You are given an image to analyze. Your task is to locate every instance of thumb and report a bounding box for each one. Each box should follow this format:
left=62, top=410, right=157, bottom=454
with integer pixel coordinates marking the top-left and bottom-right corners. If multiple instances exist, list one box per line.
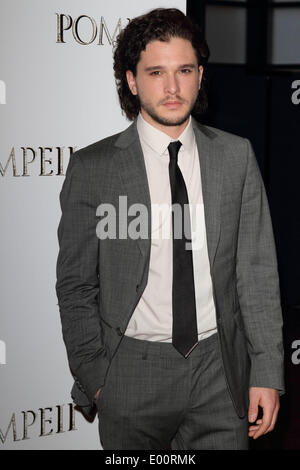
left=248, top=391, right=259, bottom=423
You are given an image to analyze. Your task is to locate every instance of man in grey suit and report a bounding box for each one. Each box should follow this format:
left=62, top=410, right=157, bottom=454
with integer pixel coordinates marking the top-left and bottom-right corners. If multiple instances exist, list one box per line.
left=56, top=8, right=284, bottom=450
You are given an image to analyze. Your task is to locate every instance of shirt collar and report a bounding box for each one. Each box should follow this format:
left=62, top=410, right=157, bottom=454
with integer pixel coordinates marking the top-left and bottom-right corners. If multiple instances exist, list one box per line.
left=137, top=112, right=195, bottom=156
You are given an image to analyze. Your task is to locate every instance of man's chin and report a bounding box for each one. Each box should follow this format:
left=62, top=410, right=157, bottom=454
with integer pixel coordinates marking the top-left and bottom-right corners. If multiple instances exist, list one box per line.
left=150, top=110, right=191, bottom=127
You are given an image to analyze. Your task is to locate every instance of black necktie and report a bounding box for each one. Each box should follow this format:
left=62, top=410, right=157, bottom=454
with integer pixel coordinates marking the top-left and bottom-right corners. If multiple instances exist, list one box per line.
left=168, top=141, right=198, bottom=358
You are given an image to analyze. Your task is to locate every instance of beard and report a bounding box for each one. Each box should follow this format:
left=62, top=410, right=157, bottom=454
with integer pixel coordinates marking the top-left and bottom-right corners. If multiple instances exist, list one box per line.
left=137, top=93, right=198, bottom=127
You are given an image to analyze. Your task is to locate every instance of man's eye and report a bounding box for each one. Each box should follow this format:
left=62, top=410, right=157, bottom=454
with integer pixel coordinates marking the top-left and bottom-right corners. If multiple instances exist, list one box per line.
left=150, top=71, right=161, bottom=76
left=181, top=68, right=192, bottom=74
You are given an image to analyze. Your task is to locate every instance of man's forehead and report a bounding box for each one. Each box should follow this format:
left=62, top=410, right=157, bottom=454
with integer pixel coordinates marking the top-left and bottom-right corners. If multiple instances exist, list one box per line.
left=138, top=38, right=197, bottom=64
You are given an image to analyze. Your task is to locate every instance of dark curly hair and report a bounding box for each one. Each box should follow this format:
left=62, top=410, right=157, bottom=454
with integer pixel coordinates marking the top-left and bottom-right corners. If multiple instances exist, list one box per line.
left=113, top=8, right=210, bottom=120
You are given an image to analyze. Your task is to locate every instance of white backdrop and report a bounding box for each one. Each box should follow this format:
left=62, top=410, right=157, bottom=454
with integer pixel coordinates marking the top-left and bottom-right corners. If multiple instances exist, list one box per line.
left=0, top=0, right=185, bottom=450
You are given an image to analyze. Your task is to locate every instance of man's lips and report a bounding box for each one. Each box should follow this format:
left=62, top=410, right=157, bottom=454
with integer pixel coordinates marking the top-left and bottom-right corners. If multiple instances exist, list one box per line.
left=163, top=101, right=183, bottom=108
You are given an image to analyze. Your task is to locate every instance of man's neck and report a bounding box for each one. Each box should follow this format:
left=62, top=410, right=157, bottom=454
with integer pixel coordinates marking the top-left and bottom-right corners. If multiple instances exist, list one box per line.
left=140, top=110, right=190, bottom=139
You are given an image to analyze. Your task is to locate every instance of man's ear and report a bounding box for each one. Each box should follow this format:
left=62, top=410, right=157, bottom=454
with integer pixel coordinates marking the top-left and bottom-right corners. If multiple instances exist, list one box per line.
left=126, top=70, right=138, bottom=95
left=198, top=65, right=203, bottom=90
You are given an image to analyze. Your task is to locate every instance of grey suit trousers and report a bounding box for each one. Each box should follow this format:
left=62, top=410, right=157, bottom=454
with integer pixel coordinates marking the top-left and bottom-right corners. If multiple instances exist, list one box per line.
left=96, top=332, right=249, bottom=450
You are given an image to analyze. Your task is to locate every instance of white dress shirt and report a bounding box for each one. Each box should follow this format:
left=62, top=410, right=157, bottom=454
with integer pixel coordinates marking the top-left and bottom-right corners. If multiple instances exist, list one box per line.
left=124, top=112, right=217, bottom=342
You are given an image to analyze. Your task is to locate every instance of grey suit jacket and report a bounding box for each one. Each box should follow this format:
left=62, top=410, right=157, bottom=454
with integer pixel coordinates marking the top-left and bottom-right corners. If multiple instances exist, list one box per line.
left=56, top=117, right=285, bottom=420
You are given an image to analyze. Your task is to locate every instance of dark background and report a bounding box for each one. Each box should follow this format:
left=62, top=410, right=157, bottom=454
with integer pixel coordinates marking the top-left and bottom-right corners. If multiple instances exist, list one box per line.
left=187, top=0, right=300, bottom=449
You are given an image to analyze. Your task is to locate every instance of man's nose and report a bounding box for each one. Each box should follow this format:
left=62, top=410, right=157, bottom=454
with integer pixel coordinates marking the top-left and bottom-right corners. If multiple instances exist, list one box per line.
left=164, top=73, right=179, bottom=95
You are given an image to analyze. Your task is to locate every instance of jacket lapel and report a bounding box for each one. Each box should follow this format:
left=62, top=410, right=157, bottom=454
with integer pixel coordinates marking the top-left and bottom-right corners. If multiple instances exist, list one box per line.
left=192, top=118, right=223, bottom=270
left=114, top=120, right=152, bottom=260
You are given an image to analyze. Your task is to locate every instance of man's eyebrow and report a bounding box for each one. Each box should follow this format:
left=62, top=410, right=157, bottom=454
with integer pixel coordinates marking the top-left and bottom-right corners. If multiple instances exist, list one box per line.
left=144, top=63, right=197, bottom=72
left=178, top=64, right=196, bottom=69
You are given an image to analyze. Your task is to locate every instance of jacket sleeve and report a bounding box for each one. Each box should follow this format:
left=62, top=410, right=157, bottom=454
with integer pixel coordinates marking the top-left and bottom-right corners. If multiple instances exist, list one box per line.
left=236, top=139, right=285, bottom=394
left=56, top=152, right=110, bottom=404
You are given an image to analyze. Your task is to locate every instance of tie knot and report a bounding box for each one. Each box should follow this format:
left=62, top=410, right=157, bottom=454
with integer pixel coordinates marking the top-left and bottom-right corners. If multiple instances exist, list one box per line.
left=168, top=141, right=182, bottom=163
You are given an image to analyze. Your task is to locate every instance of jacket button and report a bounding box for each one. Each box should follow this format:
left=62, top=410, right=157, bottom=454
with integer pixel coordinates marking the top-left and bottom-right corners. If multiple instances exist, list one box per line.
left=136, top=284, right=139, bottom=292
left=116, top=327, right=123, bottom=336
